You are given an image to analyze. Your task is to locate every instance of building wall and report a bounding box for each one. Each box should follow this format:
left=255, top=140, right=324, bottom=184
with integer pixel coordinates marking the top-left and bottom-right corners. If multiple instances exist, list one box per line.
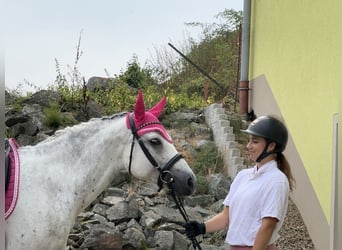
left=247, top=0, right=341, bottom=249
left=249, top=75, right=330, bottom=249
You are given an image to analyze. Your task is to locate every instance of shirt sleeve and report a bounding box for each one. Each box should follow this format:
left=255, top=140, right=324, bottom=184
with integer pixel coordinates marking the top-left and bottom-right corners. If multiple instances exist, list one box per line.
left=259, top=178, right=289, bottom=221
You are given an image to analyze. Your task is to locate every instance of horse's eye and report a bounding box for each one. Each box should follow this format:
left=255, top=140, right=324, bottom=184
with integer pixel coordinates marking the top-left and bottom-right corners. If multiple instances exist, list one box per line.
left=149, top=138, right=161, bottom=146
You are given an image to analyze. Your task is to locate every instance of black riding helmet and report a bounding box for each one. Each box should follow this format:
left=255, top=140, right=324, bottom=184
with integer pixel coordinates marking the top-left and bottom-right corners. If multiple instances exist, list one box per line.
left=241, top=115, right=288, bottom=162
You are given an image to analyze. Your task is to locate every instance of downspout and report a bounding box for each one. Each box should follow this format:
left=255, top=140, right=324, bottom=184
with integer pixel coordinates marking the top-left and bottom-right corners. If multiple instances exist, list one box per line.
left=239, top=0, right=251, bottom=117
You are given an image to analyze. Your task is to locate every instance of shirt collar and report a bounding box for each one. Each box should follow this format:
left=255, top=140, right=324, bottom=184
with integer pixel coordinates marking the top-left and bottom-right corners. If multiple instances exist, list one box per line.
left=251, top=160, right=277, bottom=177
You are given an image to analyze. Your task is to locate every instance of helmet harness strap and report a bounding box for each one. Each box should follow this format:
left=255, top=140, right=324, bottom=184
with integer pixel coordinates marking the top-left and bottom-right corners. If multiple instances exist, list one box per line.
left=256, top=140, right=283, bottom=163
left=256, top=139, right=274, bottom=163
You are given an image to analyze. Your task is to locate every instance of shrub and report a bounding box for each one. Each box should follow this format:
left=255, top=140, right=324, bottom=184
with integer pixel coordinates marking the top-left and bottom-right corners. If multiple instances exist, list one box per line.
left=44, top=103, right=62, bottom=128
left=194, top=174, right=209, bottom=195
left=191, top=142, right=224, bottom=176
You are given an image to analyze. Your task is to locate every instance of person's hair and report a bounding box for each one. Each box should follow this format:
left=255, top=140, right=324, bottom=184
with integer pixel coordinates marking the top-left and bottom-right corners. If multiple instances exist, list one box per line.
left=276, top=153, right=295, bottom=191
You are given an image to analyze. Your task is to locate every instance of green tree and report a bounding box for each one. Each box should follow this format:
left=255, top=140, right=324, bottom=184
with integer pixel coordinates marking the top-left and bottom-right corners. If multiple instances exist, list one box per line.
left=119, top=56, right=157, bottom=89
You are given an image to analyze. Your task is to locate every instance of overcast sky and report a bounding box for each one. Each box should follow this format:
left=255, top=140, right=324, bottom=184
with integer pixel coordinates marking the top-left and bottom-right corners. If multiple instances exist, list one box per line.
left=4, top=1, right=243, bottom=92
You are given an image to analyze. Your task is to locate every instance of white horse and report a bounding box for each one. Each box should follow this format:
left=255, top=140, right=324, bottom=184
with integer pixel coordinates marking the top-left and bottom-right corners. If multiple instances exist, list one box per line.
left=5, top=91, right=196, bottom=250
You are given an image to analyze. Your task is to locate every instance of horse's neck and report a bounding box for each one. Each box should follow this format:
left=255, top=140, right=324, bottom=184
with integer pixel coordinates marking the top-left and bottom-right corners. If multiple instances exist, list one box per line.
left=19, top=115, right=131, bottom=211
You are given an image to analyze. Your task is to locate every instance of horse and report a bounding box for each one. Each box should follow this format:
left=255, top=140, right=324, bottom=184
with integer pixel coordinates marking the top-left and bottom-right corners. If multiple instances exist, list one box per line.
left=5, top=91, right=197, bottom=250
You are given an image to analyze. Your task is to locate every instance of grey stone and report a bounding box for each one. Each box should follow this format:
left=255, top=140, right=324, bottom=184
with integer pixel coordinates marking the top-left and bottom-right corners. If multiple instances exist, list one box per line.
left=209, top=174, right=232, bottom=200
left=86, top=76, right=116, bottom=92
left=106, top=200, right=139, bottom=223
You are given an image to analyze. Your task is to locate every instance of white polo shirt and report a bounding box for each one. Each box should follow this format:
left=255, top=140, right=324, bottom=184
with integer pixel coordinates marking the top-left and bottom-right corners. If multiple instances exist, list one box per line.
left=223, top=160, right=289, bottom=246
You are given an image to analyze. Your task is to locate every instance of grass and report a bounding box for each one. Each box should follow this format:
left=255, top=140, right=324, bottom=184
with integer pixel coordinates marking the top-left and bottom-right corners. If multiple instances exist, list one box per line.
left=43, top=103, right=63, bottom=128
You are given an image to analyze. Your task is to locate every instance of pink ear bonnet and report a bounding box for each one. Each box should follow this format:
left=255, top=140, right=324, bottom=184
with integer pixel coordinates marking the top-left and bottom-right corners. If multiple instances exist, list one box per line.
left=126, top=91, right=173, bottom=143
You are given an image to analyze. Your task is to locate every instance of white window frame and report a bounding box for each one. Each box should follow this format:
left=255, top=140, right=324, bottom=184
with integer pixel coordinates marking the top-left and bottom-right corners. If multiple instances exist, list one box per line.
left=330, top=113, right=340, bottom=250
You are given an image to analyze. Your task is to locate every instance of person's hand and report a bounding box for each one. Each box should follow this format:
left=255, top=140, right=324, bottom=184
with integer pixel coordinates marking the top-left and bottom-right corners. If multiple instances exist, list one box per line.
left=183, top=220, right=206, bottom=239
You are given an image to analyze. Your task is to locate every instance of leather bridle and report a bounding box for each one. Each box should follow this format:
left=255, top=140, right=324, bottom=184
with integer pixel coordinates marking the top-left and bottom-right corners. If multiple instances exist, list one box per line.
left=127, top=113, right=202, bottom=249
left=128, top=113, right=183, bottom=191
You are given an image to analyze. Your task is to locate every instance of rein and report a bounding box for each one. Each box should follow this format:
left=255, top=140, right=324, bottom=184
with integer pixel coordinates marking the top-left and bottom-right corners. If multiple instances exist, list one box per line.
left=128, top=113, right=202, bottom=250
left=170, top=190, right=202, bottom=250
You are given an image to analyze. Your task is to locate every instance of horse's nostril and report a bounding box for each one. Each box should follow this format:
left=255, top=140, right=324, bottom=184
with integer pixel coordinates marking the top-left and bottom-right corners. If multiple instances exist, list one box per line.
left=187, top=176, right=195, bottom=190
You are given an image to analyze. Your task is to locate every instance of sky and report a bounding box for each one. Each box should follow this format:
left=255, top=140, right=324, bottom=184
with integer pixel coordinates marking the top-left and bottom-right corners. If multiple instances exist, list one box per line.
left=4, top=1, right=243, bottom=93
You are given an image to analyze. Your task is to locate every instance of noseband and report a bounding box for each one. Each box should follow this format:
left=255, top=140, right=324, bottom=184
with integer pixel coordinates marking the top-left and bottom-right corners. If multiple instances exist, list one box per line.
left=128, top=113, right=202, bottom=249
left=128, top=113, right=183, bottom=190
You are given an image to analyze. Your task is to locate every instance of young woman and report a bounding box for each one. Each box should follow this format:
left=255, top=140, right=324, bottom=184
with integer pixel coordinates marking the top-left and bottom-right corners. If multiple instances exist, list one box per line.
left=184, top=115, right=295, bottom=250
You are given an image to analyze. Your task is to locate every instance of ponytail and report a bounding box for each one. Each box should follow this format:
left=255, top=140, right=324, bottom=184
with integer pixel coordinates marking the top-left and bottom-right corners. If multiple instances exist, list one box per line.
left=276, top=153, right=295, bottom=192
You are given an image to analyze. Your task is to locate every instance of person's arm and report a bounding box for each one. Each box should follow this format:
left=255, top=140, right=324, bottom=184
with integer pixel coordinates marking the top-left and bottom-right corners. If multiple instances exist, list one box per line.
left=204, top=206, right=229, bottom=233
left=253, top=217, right=278, bottom=250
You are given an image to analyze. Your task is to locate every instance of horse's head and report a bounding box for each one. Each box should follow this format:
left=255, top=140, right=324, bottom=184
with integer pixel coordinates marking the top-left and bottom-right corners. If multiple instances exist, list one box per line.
left=126, top=91, right=196, bottom=196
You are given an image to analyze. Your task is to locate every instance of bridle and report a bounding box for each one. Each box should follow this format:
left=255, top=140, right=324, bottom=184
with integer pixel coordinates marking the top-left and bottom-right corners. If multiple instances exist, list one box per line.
left=127, top=113, right=202, bottom=250
left=128, top=113, right=183, bottom=191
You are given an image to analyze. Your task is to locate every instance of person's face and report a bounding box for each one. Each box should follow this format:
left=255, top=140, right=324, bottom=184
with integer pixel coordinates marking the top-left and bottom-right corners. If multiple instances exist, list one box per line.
left=246, top=135, right=267, bottom=162
left=247, top=135, right=276, bottom=163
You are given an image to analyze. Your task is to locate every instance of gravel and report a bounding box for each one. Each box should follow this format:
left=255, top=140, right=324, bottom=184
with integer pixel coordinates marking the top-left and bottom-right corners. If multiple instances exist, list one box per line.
left=276, top=197, right=316, bottom=250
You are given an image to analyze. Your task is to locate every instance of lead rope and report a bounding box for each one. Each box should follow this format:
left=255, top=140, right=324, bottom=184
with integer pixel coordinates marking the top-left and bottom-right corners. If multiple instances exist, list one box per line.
left=170, top=189, right=202, bottom=250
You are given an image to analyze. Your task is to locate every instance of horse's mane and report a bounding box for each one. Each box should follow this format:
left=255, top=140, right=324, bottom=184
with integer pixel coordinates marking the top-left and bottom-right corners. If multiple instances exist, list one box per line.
left=32, top=112, right=128, bottom=147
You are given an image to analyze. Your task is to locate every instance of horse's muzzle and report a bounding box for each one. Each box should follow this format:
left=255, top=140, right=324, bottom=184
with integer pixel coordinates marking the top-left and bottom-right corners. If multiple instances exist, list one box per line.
left=170, top=172, right=196, bottom=196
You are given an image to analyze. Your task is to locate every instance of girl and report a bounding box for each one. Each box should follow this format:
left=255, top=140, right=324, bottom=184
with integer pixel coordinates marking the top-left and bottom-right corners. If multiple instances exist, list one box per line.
left=184, top=115, right=295, bottom=250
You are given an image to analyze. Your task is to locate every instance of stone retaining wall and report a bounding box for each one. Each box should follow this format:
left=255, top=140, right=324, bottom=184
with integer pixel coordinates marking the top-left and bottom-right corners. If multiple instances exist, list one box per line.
left=204, top=103, right=245, bottom=178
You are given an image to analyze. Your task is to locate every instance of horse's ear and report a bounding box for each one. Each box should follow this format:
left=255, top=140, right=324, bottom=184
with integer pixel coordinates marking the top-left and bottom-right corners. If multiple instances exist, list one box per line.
left=149, top=96, right=166, bottom=118
left=134, top=91, right=146, bottom=122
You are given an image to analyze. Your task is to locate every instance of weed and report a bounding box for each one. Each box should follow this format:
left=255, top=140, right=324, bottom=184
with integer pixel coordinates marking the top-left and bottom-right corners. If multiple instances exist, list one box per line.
left=194, top=174, right=209, bottom=195
left=43, top=103, right=62, bottom=128
left=191, top=142, right=224, bottom=176
left=189, top=142, right=224, bottom=195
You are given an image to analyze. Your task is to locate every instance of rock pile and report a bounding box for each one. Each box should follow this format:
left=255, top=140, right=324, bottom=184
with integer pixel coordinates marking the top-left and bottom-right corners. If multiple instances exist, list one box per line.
left=66, top=174, right=231, bottom=250
left=5, top=90, right=102, bottom=146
